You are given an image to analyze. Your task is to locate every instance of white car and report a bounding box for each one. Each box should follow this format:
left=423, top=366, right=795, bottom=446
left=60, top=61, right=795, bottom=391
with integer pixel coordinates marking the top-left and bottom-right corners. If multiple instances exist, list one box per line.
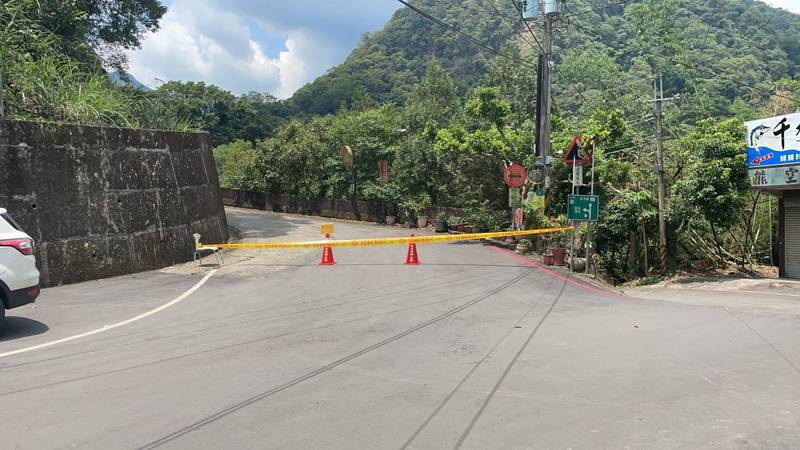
left=0, top=208, right=40, bottom=319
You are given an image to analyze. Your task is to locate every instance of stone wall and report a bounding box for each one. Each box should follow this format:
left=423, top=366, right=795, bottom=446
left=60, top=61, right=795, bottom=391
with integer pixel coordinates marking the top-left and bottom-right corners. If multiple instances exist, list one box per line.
left=0, top=119, right=228, bottom=287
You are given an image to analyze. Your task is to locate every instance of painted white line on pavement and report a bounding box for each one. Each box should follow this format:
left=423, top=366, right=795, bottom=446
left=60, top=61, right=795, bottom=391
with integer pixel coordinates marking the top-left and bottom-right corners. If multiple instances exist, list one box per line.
left=0, top=269, right=218, bottom=359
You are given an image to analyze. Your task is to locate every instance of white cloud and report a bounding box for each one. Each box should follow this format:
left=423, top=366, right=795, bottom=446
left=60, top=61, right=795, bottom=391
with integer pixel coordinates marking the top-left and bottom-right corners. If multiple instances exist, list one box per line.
left=127, top=0, right=399, bottom=98
left=762, top=0, right=800, bottom=14
left=127, top=0, right=285, bottom=96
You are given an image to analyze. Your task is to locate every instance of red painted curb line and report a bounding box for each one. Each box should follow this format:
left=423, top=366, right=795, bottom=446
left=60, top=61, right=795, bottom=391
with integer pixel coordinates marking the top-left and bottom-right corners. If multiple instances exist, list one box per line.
left=489, top=247, right=624, bottom=297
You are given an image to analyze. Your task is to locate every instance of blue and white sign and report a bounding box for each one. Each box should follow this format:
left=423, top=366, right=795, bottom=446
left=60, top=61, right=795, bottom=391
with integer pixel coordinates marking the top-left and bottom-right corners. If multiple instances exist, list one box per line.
left=746, top=112, right=800, bottom=168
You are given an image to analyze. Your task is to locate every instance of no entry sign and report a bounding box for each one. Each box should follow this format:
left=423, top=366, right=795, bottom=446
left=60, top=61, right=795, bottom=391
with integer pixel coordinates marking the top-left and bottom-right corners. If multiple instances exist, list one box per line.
left=503, top=163, right=527, bottom=188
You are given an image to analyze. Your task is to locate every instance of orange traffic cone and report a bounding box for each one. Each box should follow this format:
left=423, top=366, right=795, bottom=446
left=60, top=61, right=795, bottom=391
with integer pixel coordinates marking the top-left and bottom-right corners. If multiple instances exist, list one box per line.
left=405, top=234, right=420, bottom=265
left=320, top=233, right=336, bottom=265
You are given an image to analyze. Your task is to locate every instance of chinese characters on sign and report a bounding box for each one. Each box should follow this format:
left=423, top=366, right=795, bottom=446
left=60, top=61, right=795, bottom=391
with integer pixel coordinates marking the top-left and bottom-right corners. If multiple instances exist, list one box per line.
left=749, top=166, right=800, bottom=188
left=567, top=195, right=599, bottom=221
left=746, top=113, right=800, bottom=168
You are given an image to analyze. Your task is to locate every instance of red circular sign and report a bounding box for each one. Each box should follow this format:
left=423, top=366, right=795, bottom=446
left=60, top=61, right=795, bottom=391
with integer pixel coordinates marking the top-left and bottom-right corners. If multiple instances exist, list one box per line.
left=503, top=164, right=528, bottom=188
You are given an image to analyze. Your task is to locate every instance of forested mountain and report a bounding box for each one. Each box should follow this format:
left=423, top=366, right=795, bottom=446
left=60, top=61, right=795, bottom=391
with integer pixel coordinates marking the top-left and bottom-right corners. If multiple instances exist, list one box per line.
left=289, top=0, right=800, bottom=121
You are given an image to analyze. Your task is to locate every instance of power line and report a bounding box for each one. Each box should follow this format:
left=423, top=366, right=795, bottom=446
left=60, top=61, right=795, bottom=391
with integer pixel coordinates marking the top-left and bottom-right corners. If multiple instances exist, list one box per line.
left=560, top=0, right=638, bottom=19
left=699, top=0, right=719, bottom=51
left=672, top=58, right=800, bottom=106
left=509, top=0, right=602, bottom=113
left=395, top=0, right=540, bottom=70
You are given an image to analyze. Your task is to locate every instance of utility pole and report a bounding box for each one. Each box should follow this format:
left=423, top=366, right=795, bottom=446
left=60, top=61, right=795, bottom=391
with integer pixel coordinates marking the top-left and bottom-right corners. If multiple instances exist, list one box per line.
left=524, top=0, right=559, bottom=164
left=651, top=75, right=677, bottom=274
left=538, top=13, right=554, bottom=161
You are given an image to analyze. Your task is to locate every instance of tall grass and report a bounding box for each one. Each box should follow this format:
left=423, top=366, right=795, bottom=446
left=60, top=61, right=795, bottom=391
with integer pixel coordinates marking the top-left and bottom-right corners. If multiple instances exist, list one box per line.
left=0, top=0, right=190, bottom=130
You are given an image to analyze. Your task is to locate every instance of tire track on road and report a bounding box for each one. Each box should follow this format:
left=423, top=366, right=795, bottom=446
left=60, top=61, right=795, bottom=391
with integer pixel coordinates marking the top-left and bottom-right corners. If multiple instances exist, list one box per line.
left=137, top=269, right=535, bottom=450
left=400, top=276, right=557, bottom=449
left=454, top=275, right=570, bottom=448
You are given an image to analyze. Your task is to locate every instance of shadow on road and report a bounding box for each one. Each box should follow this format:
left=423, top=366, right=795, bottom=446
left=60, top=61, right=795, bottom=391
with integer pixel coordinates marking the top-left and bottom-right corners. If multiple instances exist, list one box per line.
left=226, top=208, right=315, bottom=240
left=0, top=317, right=50, bottom=342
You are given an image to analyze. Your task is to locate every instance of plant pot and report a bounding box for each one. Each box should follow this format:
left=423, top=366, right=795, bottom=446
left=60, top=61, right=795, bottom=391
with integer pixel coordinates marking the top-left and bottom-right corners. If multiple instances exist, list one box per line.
left=515, top=243, right=531, bottom=254
left=385, top=216, right=396, bottom=226
left=533, top=237, right=545, bottom=254
left=568, top=257, right=586, bottom=272
left=543, top=254, right=554, bottom=266
left=551, top=248, right=566, bottom=266
left=435, top=220, right=448, bottom=233
left=417, top=215, right=428, bottom=228
left=456, top=224, right=466, bottom=232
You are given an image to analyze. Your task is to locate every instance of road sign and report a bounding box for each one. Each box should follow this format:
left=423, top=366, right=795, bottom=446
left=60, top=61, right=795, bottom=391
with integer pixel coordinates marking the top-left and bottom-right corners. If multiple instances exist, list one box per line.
left=528, top=161, right=547, bottom=184
left=568, top=195, right=599, bottom=221
left=514, top=208, right=524, bottom=228
left=750, top=165, right=800, bottom=188
left=378, top=160, right=388, bottom=186
left=321, top=223, right=334, bottom=235
left=503, top=163, right=527, bottom=188
left=747, top=113, right=800, bottom=168
left=563, top=134, right=592, bottom=165
left=339, top=145, right=353, bottom=170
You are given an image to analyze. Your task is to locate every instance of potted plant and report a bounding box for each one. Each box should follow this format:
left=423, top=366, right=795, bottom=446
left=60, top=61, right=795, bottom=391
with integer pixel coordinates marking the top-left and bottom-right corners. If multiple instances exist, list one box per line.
left=400, top=198, right=417, bottom=228
left=418, top=194, right=432, bottom=228
left=435, top=211, right=448, bottom=233
left=548, top=216, right=570, bottom=266
left=365, top=183, right=401, bottom=226
left=516, top=239, right=532, bottom=254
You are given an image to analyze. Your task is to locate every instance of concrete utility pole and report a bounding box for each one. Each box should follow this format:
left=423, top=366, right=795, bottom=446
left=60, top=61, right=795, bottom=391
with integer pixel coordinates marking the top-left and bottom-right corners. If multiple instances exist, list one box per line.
left=538, top=13, right=554, bottom=161
left=651, top=74, right=677, bottom=273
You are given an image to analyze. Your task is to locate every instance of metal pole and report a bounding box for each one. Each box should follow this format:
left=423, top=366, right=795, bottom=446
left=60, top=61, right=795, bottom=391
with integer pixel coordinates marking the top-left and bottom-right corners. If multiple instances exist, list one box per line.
left=769, top=196, right=774, bottom=266
left=0, top=51, right=5, bottom=120
left=570, top=162, right=577, bottom=274
left=654, top=74, right=668, bottom=273
left=586, top=140, right=596, bottom=275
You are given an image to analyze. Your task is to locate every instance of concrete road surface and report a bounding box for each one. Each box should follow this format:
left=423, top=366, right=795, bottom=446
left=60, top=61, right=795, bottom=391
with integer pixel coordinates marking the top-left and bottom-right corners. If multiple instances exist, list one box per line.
left=1, top=207, right=799, bottom=449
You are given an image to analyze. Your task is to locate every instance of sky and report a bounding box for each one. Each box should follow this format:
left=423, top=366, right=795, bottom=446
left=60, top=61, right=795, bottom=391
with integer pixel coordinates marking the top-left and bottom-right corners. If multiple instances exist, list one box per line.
left=126, top=0, right=800, bottom=99
left=126, top=0, right=400, bottom=98
left=764, top=0, right=800, bottom=14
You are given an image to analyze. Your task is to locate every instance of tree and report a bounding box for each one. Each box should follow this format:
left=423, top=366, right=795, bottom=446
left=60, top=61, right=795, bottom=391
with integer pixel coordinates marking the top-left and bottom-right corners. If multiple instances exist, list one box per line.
left=141, top=81, right=257, bottom=146
left=215, top=140, right=265, bottom=191
left=672, top=119, right=750, bottom=265
left=32, top=0, right=167, bottom=68
left=403, top=60, right=461, bottom=132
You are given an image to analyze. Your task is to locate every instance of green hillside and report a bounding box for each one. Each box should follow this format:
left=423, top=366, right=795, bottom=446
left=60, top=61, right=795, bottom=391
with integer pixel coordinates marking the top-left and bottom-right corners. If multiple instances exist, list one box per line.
left=289, top=0, right=800, bottom=120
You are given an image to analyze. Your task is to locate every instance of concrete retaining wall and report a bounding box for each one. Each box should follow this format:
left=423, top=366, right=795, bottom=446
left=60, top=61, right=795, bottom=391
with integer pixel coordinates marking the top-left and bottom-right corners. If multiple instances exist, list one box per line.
left=0, top=119, right=229, bottom=287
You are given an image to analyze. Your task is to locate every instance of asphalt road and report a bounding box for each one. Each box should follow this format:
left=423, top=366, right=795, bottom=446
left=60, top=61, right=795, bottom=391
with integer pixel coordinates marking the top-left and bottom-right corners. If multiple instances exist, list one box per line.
left=1, top=207, right=799, bottom=449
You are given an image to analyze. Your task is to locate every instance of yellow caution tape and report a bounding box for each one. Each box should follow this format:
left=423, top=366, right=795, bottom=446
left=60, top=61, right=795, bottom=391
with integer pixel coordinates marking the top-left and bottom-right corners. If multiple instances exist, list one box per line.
left=199, top=227, right=573, bottom=250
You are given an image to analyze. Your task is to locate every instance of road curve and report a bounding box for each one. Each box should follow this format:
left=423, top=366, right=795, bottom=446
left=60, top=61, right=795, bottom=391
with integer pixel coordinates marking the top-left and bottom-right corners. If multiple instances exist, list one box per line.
left=0, top=207, right=798, bottom=449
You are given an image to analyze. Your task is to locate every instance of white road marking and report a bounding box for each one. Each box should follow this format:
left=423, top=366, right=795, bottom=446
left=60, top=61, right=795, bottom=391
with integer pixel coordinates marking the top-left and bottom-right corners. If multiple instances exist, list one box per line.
left=0, top=269, right=218, bottom=359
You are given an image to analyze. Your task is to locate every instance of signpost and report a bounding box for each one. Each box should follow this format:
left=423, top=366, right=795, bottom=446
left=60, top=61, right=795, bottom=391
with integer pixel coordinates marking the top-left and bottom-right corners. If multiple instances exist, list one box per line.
left=568, top=195, right=599, bottom=221
left=508, top=187, right=522, bottom=207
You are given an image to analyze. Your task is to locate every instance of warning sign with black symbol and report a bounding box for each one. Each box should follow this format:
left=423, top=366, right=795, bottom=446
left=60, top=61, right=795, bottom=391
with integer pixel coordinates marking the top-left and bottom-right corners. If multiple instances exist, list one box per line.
left=563, top=134, right=592, bottom=165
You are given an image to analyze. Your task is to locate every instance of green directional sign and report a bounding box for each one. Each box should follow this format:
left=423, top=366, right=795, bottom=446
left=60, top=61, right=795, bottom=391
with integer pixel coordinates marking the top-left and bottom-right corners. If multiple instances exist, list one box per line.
left=568, top=195, right=599, bottom=221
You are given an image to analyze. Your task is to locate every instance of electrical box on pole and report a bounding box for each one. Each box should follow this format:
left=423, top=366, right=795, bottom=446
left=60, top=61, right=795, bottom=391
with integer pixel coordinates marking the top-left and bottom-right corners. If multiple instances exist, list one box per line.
left=520, top=0, right=540, bottom=20
left=543, top=0, right=564, bottom=15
